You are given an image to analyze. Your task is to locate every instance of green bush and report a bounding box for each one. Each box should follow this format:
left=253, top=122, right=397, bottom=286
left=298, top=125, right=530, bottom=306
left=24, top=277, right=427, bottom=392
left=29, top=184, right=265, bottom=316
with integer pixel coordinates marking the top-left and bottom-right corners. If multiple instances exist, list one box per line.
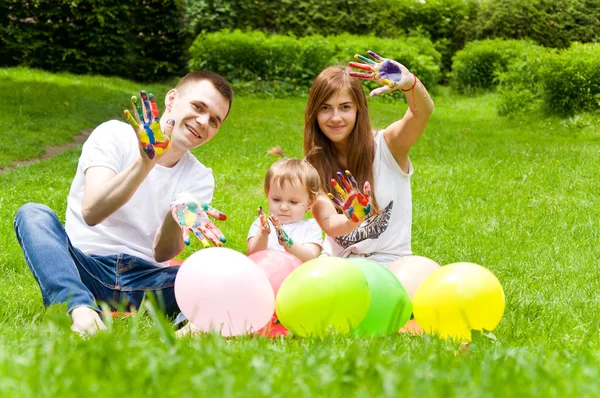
left=394, top=0, right=478, bottom=82
left=481, top=41, right=599, bottom=117
left=187, top=30, right=335, bottom=89
left=2, top=0, right=187, bottom=82
left=496, top=45, right=551, bottom=116
left=541, top=43, right=600, bottom=116
left=183, top=0, right=476, bottom=81
left=450, top=39, right=539, bottom=95
left=471, top=0, right=600, bottom=49
left=188, top=30, right=441, bottom=95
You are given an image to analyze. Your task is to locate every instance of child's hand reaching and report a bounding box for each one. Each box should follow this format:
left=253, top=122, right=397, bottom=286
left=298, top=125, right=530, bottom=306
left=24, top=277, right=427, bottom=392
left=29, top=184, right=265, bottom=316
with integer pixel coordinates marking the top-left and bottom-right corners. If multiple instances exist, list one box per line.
left=257, top=206, right=271, bottom=234
left=348, top=50, right=416, bottom=97
left=269, top=216, right=294, bottom=248
left=256, top=206, right=293, bottom=248
left=124, top=90, right=172, bottom=160
left=171, top=201, right=228, bottom=248
left=328, top=170, right=371, bottom=223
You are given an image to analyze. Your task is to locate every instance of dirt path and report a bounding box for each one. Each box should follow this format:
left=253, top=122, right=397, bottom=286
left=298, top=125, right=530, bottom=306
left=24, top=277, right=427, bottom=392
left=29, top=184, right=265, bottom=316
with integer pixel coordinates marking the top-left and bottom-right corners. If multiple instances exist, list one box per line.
left=0, top=130, right=92, bottom=175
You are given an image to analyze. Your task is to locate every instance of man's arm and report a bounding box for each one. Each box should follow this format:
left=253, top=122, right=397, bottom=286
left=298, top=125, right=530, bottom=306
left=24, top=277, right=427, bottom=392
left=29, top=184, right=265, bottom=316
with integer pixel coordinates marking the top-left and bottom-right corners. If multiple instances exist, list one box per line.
left=81, top=158, right=155, bottom=226
left=82, top=97, right=175, bottom=226
left=153, top=208, right=185, bottom=263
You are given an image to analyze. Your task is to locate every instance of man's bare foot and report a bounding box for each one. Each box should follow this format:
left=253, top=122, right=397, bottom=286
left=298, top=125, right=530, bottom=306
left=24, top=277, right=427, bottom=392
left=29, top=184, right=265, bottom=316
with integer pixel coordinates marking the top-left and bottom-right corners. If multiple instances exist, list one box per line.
left=175, top=321, right=201, bottom=337
left=70, top=306, right=107, bottom=336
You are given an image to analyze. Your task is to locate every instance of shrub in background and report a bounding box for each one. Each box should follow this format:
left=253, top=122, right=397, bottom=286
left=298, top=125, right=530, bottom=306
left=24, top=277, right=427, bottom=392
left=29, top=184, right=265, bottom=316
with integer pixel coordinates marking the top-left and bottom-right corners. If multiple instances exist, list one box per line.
left=2, top=0, right=187, bottom=82
left=495, top=44, right=551, bottom=116
left=394, top=0, right=478, bottom=82
left=541, top=43, right=600, bottom=116
left=188, top=30, right=441, bottom=95
left=470, top=0, right=600, bottom=49
left=457, top=39, right=599, bottom=117
left=450, top=39, right=539, bottom=95
left=183, top=0, right=477, bottom=81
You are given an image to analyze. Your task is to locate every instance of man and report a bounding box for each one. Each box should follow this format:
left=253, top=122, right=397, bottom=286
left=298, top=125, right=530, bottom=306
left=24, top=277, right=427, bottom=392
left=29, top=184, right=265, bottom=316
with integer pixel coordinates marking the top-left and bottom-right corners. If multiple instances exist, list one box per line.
left=14, top=71, right=233, bottom=335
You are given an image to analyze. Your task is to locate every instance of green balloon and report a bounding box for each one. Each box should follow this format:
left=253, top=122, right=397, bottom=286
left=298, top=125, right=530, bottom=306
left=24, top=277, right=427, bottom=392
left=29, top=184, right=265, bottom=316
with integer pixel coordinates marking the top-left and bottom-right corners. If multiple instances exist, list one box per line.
left=276, top=257, right=371, bottom=337
left=348, top=258, right=412, bottom=337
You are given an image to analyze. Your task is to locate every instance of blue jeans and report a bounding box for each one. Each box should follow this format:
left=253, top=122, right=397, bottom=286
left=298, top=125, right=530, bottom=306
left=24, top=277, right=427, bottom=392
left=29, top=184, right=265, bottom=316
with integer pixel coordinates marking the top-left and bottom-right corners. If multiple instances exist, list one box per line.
left=14, top=203, right=180, bottom=316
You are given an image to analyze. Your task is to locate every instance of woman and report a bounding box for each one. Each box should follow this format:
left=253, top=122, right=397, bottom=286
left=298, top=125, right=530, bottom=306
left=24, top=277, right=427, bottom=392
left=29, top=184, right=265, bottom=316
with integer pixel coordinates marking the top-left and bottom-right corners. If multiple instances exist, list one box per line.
left=304, top=51, right=434, bottom=266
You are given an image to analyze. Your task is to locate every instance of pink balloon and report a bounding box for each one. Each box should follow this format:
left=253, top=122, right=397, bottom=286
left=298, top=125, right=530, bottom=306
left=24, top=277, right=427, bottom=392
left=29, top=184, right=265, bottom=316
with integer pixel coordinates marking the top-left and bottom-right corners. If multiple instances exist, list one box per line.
left=175, top=247, right=275, bottom=337
left=248, top=250, right=302, bottom=296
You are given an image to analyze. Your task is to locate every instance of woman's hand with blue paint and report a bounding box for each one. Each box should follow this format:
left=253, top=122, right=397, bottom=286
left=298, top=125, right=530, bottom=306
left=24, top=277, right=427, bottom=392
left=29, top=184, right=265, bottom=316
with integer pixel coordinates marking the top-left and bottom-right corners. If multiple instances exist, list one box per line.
left=171, top=201, right=228, bottom=248
left=349, top=51, right=415, bottom=97
left=124, top=90, right=172, bottom=160
left=328, top=170, right=371, bottom=223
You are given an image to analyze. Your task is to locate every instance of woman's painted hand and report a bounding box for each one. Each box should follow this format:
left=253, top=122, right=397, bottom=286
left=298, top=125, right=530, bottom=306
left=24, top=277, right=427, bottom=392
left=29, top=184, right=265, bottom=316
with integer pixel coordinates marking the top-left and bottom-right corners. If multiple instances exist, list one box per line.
left=328, top=170, right=371, bottom=223
left=349, top=50, right=415, bottom=97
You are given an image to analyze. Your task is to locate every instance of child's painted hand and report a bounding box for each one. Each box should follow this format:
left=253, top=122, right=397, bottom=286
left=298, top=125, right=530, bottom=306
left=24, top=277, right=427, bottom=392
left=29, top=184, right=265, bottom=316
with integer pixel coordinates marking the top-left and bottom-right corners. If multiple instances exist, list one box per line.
left=349, top=50, right=415, bottom=97
left=171, top=201, right=228, bottom=248
left=269, top=216, right=294, bottom=249
left=328, top=170, right=371, bottom=223
left=257, top=206, right=271, bottom=234
left=124, top=90, right=172, bottom=160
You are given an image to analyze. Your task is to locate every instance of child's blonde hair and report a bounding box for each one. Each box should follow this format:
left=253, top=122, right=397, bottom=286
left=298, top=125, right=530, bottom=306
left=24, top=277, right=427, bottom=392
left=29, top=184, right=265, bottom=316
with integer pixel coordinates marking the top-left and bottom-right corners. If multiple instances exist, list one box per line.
left=264, top=146, right=321, bottom=201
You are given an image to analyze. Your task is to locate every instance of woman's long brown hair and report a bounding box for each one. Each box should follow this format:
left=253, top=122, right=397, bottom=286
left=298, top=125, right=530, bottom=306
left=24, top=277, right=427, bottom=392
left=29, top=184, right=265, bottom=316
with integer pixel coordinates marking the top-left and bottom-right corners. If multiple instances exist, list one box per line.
left=303, top=65, right=379, bottom=212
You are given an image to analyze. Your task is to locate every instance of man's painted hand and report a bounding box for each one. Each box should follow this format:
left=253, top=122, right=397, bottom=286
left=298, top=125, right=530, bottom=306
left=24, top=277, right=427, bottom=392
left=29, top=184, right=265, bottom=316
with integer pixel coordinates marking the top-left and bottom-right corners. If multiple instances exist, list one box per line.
left=124, top=90, right=172, bottom=160
left=171, top=201, right=227, bottom=248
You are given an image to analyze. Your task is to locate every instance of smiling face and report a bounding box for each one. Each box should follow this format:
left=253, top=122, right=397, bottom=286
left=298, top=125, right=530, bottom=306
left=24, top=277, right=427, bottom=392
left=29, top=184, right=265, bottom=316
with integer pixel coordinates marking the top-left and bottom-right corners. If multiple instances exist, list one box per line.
left=164, top=79, right=230, bottom=152
left=316, top=88, right=358, bottom=151
left=267, top=181, right=312, bottom=225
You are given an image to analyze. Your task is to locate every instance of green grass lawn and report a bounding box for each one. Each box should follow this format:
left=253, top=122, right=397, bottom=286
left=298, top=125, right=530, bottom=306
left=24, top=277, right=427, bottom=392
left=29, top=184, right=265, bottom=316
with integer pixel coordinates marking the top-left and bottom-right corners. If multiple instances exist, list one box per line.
left=1, top=67, right=599, bottom=397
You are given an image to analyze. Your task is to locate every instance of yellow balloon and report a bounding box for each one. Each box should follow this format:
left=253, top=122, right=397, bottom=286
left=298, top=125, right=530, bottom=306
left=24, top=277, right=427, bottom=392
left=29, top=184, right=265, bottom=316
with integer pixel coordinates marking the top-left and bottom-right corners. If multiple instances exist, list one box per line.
left=412, top=262, right=505, bottom=341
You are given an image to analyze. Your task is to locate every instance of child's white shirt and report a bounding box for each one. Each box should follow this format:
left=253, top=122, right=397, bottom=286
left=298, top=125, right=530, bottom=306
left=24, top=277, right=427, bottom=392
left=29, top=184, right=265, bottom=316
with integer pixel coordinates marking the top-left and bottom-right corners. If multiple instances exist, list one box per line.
left=247, top=218, right=323, bottom=252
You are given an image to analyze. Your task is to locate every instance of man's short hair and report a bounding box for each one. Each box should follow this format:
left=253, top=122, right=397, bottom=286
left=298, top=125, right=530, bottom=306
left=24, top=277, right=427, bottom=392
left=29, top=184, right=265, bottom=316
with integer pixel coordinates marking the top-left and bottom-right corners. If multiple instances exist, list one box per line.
left=176, top=71, right=234, bottom=117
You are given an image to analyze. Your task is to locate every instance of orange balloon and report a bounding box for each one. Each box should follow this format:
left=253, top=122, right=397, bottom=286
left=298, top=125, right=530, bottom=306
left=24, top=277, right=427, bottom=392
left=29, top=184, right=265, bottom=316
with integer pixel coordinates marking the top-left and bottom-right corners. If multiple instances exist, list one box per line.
left=388, top=255, right=441, bottom=299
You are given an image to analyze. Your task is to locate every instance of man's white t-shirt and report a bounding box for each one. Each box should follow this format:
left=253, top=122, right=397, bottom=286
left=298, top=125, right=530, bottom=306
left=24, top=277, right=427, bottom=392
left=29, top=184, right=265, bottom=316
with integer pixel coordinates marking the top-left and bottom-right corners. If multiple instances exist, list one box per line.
left=65, top=120, right=214, bottom=265
left=322, top=131, right=413, bottom=266
left=247, top=218, right=323, bottom=252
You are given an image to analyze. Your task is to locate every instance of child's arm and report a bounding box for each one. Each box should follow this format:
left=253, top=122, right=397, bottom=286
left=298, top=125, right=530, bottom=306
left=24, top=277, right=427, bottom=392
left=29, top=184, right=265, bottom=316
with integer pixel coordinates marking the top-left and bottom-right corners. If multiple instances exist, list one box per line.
left=285, top=243, right=321, bottom=263
left=247, top=208, right=271, bottom=255
left=269, top=217, right=321, bottom=263
left=284, top=219, right=323, bottom=262
left=246, top=232, right=269, bottom=255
